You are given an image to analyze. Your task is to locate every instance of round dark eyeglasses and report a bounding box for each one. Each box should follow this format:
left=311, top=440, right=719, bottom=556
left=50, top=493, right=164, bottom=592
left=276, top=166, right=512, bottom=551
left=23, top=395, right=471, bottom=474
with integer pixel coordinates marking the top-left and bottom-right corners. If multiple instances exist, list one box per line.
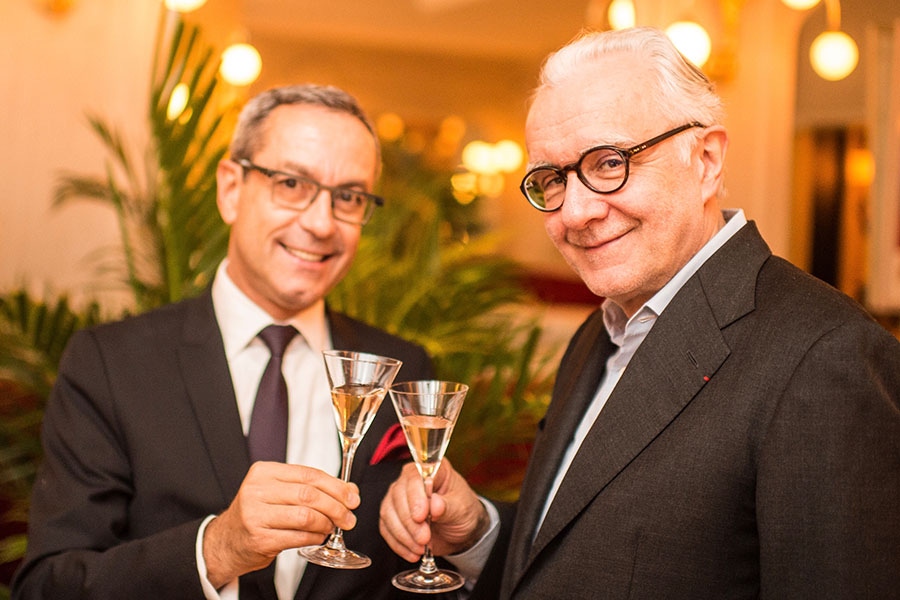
left=519, top=122, right=706, bottom=212
left=237, top=159, right=384, bottom=225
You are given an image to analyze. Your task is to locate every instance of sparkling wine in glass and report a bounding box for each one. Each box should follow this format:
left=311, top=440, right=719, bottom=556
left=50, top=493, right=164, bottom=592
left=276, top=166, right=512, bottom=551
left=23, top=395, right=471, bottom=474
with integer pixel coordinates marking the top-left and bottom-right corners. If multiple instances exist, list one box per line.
left=388, top=380, right=468, bottom=593
left=299, top=350, right=402, bottom=569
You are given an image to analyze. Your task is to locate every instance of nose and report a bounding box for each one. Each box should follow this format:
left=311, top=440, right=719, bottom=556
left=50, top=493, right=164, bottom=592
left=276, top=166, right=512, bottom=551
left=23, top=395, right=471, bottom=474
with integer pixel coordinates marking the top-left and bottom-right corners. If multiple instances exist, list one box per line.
left=296, top=189, right=338, bottom=237
left=558, top=171, right=609, bottom=228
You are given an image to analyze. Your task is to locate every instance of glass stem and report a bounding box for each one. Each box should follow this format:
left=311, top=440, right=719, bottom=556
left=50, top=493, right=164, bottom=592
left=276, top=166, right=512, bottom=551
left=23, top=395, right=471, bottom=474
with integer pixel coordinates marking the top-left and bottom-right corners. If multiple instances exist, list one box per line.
left=418, top=515, right=439, bottom=575
left=418, top=475, right=438, bottom=574
left=327, top=440, right=357, bottom=548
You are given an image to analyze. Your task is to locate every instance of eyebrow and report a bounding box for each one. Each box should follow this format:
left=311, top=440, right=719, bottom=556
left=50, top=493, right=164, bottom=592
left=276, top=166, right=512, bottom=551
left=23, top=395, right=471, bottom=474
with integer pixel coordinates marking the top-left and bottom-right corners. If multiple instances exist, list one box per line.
left=525, top=132, right=635, bottom=171
left=277, top=161, right=370, bottom=190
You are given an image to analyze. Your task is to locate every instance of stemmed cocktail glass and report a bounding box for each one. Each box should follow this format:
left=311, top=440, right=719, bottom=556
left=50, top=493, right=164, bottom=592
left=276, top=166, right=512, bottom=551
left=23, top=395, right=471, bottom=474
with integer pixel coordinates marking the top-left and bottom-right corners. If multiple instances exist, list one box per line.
left=388, top=380, right=468, bottom=593
left=299, top=350, right=402, bottom=569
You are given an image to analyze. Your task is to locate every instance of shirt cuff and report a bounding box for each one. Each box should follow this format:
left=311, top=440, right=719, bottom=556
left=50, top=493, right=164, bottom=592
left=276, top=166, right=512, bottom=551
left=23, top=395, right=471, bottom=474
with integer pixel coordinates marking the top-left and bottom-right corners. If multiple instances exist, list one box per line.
left=445, top=497, right=500, bottom=584
left=196, top=515, right=239, bottom=600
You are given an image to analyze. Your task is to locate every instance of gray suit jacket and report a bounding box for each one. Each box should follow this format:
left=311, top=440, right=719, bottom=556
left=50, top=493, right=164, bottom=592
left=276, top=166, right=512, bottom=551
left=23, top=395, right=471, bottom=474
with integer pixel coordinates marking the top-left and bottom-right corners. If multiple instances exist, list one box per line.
left=13, top=291, right=435, bottom=600
left=476, top=222, right=900, bottom=599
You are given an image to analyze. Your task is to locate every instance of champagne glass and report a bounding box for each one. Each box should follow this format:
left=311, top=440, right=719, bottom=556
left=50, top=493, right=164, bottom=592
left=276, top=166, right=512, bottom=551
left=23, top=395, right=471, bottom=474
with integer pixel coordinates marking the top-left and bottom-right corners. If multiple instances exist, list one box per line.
left=299, top=350, right=402, bottom=569
left=388, top=380, right=468, bottom=593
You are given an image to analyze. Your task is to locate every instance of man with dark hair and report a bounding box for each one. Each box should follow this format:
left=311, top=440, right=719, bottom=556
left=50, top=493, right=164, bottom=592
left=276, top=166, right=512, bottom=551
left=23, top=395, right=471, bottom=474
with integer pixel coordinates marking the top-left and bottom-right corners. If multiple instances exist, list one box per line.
left=14, top=84, right=433, bottom=600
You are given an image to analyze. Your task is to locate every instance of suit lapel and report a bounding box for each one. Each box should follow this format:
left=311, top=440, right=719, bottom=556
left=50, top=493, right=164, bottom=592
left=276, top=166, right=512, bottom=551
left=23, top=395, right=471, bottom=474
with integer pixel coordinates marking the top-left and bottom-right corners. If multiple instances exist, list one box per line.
left=529, top=277, right=730, bottom=561
left=179, top=292, right=250, bottom=506
left=503, top=310, right=612, bottom=591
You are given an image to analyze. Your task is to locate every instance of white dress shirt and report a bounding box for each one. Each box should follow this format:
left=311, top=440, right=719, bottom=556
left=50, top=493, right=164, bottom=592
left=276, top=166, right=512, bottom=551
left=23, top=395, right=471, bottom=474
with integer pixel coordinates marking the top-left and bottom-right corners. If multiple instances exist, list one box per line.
left=196, top=260, right=341, bottom=600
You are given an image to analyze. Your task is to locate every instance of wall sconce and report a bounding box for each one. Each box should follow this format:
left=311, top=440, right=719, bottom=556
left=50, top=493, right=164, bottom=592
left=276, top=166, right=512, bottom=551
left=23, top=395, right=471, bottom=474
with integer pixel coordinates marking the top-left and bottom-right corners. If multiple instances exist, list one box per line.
left=34, top=0, right=76, bottom=15
left=220, top=43, right=262, bottom=87
left=781, top=0, right=858, bottom=81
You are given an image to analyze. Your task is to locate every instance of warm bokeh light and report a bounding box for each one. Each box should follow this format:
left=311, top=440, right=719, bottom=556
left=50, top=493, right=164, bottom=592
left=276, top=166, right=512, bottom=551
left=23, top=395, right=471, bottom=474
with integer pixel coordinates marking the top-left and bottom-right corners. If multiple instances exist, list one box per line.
left=461, top=139, right=524, bottom=175
left=492, top=140, right=524, bottom=173
left=166, top=82, right=190, bottom=121
left=461, top=141, right=495, bottom=174
left=220, top=43, right=262, bottom=86
left=666, top=21, right=712, bottom=68
left=810, top=30, right=858, bottom=81
left=845, top=148, right=875, bottom=187
left=780, top=0, right=821, bottom=9
left=607, top=0, right=636, bottom=30
left=376, top=112, right=405, bottom=141
left=164, top=0, right=207, bottom=12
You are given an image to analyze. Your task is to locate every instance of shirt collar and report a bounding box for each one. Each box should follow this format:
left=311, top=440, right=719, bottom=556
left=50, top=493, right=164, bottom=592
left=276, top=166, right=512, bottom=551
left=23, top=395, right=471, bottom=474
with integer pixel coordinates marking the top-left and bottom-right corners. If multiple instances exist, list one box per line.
left=603, top=208, right=747, bottom=341
left=211, top=260, right=331, bottom=358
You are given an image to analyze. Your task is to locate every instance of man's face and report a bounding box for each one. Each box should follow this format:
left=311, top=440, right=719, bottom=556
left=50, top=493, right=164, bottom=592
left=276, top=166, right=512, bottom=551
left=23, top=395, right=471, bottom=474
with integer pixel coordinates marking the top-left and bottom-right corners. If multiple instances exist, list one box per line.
left=217, top=103, right=378, bottom=320
left=525, top=52, right=723, bottom=317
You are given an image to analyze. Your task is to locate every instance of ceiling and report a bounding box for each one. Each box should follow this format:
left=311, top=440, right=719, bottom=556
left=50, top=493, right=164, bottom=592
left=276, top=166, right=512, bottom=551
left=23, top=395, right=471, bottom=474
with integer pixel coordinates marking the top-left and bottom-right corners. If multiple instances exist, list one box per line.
left=239, top=0, right=599, bottom=60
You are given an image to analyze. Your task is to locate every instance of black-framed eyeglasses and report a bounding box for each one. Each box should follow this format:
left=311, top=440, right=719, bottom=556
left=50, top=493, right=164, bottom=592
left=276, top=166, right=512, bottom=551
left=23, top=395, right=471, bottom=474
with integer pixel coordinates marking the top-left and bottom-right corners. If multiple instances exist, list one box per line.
left=519, top=122, right=706, bottom=212
left=236, top=159, right=384, bottom=225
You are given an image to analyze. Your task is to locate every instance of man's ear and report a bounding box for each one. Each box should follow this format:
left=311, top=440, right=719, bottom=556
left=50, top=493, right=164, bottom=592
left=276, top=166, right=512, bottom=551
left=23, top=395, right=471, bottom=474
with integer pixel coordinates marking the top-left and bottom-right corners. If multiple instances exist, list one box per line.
left=698, top=126, right=728, bottom=200
left=216, top=159, right=242, bottom=225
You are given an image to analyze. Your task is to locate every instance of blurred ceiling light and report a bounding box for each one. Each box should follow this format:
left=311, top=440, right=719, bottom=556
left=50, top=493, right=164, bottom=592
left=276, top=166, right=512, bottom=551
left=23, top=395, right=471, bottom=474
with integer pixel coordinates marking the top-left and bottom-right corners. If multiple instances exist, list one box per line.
left=811, top=0, right=857, bottom=81
left=780, top=0, right=820, bottom=9
left=810, top=30, right=858, bottom=81
left=461, top=141, right=496, bottom=174
left=461, top=140, right=523, bottom=175
left=492, top=140, right=525, bottom=173
left=220, top=43, right=262, bottom=86
left=376, top=113, right=405, bottom=141
left=166, top=82, right=190, bottom=121
left=666, top=21, right=712, bottom=69
left=164, top=0, right=207, bottom=12
left=457, top=138, right=524, bottom=200
left=607, top=0, right=636, bottom=30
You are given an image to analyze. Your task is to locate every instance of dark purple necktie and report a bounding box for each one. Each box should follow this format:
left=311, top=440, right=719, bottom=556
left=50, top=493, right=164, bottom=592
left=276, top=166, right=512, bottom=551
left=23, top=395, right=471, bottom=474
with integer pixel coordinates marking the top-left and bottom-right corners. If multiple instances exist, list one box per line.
left=247, top=324, right=298, bottom=463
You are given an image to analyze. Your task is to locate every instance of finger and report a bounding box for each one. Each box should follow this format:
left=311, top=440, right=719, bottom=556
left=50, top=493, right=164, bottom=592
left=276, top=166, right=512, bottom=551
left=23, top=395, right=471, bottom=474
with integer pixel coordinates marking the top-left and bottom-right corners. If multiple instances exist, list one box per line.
left=261, top=462, right=361, bottom=509
left=379, top=500, right=426, bottom=561
left=243, top=464, right=359, bottom=532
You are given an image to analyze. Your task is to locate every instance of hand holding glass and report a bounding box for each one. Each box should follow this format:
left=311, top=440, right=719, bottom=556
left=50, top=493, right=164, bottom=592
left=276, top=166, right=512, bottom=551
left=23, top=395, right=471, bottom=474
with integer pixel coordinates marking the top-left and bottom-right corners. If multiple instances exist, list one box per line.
left=299, top=350, right=402, bottom=569
left=388, top=380, right=468, bottom=593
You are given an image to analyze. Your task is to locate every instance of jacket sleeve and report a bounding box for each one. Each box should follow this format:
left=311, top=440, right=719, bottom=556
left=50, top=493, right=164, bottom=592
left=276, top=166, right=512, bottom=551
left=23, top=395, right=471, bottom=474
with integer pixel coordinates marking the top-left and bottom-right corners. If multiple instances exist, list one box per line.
left=756, top=319, right=900, bottom=598
left=11, top=329, right=206, bottom=600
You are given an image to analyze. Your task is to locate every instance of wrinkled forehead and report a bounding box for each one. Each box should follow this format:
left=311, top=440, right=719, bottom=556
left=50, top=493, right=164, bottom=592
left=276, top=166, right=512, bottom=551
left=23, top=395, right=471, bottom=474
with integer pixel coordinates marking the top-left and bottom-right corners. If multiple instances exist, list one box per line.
left=528, top=53, right=657, bottom=129
left=525, top=55, right=660, bottom=159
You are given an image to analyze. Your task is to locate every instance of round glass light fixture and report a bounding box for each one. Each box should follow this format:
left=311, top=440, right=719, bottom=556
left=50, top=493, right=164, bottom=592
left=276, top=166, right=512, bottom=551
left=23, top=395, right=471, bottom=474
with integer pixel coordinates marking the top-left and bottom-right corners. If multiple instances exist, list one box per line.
left=164, top=0, right=207, bottom=12
left=220, top=43, right=262, bottom=86
left=810, top=30, right=858, bottom=81
left=780, top=0, right=821, bottom=9
left=665, top=21, right=712, bottom=68
left=607, top=0, right=636, bottom=30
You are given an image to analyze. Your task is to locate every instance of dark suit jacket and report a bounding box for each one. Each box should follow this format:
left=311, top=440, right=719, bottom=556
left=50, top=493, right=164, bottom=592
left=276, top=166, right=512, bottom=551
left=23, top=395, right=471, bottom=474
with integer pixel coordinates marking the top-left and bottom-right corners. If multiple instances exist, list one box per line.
left=473, top=222, right=900, bottom=599
left=12, top=291, right=436, bottom=600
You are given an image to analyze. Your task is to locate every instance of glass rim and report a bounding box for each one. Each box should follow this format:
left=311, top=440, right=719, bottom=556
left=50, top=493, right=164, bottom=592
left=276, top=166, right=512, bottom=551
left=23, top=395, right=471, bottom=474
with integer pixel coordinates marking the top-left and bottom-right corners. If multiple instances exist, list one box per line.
left=389, top=379, right=469, bottom=395
left=323, top=349, right=403, bottom=367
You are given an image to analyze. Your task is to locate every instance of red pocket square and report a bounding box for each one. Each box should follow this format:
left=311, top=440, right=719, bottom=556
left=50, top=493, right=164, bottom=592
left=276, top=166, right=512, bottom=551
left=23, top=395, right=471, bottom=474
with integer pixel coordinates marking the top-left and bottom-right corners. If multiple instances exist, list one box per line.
left=369, top=423, right=411, bottom=465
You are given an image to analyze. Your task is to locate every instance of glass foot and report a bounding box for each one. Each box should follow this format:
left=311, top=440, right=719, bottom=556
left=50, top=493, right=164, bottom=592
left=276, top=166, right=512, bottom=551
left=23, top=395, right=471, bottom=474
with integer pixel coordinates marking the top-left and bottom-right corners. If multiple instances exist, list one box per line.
left=392, top=567, right=465, bottom=594
left=298, top=543, right=371, bottom=569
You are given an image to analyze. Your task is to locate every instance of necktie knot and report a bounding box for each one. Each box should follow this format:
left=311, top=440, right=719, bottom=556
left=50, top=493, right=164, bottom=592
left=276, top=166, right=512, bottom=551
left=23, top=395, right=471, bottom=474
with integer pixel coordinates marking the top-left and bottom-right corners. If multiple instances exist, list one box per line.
left=258, top=324, right=298, bottom=359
